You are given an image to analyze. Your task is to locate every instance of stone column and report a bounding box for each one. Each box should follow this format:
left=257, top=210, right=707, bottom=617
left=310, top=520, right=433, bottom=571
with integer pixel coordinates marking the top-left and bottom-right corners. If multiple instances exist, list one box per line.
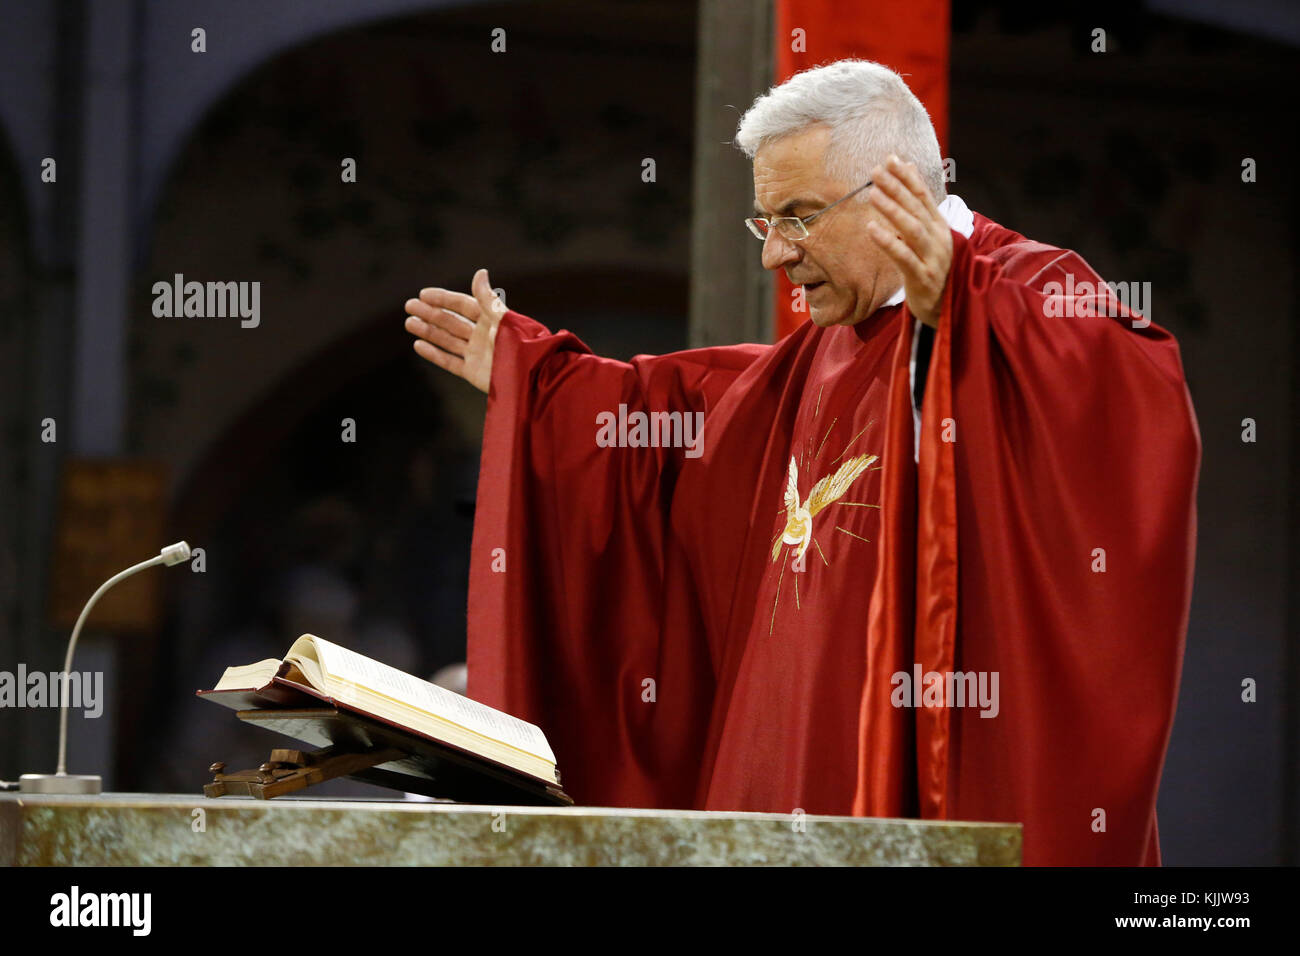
left=688, top=0, right=773, bottom=348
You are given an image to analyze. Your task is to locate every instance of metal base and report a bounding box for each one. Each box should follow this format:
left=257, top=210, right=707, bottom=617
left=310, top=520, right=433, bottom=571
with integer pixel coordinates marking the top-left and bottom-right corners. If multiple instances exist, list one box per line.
left=19, top=773, right=102, bottom=794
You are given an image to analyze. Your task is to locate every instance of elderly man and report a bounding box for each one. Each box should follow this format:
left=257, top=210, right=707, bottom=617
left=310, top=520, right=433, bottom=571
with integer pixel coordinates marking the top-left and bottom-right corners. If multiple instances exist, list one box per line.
left=402, top=59, right=1199, bottom=867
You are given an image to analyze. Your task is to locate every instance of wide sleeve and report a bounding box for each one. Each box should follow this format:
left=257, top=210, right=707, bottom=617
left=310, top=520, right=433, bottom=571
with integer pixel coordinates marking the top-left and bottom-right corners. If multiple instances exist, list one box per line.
left=869, top=229, right=1202, bottom=865
left=952, top=233, right=1199, bottom=865
left=466, top=309, right=767, bottom=807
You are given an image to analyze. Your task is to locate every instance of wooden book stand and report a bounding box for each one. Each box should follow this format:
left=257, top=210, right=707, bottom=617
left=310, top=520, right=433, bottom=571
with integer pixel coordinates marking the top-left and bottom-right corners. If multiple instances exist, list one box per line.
left=204, top=706, right=573, bottom=805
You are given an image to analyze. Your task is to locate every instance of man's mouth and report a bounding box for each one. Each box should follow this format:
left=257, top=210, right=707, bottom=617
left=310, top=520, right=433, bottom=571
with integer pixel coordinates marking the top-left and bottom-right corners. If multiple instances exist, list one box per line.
left=804, top=281, right=826, bottom=293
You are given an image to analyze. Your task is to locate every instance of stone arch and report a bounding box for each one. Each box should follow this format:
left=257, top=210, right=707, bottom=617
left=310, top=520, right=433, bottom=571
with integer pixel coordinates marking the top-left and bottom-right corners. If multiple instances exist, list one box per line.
left=118, top=0, right=698, bottom=789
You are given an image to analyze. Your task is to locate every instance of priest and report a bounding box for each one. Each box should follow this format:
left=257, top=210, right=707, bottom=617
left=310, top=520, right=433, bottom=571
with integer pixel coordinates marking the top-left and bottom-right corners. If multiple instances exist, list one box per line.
left=402, top=59, right=1200, bottom=866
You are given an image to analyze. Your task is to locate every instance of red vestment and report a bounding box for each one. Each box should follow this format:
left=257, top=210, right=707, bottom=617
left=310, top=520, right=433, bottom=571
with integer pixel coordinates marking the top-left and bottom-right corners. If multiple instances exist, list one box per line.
left=467, top=213, right=1200, bottom=866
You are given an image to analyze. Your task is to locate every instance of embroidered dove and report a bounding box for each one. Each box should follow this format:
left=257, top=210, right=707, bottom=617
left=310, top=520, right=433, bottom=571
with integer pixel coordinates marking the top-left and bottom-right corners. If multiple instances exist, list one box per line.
left=772, top=453, right=878, bottom=562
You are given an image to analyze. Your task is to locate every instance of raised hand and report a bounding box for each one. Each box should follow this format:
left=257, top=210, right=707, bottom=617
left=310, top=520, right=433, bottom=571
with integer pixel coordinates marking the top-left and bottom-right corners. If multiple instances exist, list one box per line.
left=865, top=155, right=953, bottom=329
left=404, top=268, right=506, bottom=394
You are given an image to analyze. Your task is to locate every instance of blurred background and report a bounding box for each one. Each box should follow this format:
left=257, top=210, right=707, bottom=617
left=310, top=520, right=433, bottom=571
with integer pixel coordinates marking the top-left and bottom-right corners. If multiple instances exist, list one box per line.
left=0, top=0, right=1295, bottom=864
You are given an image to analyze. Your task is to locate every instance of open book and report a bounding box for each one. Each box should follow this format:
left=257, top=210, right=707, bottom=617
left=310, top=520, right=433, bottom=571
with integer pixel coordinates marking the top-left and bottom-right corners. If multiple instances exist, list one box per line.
left=198, top=635, right=561, bottom=790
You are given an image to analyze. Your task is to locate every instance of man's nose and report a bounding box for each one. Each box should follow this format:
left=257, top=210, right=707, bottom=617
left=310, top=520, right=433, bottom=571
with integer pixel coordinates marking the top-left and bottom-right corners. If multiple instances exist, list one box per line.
left=761, top=229, right=801, bottom=271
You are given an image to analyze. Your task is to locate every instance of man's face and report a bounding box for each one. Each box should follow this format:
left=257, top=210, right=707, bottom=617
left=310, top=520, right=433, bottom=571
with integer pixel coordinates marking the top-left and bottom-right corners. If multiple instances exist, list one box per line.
left=752, top=125, right=902, bottom=328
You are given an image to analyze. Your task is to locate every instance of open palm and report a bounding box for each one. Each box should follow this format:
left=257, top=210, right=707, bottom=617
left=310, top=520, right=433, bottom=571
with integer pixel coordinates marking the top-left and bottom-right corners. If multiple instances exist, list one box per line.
left=404, top=268, right=505, bottom=394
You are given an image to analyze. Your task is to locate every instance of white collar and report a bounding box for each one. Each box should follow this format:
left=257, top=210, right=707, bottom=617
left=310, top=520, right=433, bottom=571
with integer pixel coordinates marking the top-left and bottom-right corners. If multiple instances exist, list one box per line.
left=882, top=193, right=974, bottom=308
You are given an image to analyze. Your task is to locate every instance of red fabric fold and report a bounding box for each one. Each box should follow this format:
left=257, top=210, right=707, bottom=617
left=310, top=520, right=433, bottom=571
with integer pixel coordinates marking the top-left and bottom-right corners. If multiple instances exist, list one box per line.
left=914, top=276, right=960, bottom=820
left=852, top=310, right=918, bottom=819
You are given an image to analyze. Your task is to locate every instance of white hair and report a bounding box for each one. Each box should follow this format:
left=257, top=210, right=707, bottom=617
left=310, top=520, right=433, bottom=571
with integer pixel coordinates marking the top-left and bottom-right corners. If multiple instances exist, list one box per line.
left=735, top=59, right=946, bottom=202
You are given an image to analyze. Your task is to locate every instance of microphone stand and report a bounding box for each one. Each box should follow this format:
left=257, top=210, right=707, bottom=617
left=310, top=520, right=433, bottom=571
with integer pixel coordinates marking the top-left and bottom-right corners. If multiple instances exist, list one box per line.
left=19, top=541, right=192, bottom=794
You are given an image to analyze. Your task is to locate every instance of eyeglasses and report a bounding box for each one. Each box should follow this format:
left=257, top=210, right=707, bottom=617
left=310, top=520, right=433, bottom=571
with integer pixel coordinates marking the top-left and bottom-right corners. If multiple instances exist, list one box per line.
left=745, top=180, right=873, bottom=241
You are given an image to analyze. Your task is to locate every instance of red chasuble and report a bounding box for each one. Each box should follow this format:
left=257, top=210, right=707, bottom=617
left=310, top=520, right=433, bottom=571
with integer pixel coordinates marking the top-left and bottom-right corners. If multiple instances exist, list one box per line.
left=467, top=212, right=1200, bottom=866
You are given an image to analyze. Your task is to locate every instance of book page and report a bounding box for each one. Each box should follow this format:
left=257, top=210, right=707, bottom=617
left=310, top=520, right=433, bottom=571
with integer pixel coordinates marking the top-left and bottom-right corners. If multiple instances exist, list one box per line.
left=213, top=658, right=283, bottom=691
left=308, top=636, right=556, bottom=764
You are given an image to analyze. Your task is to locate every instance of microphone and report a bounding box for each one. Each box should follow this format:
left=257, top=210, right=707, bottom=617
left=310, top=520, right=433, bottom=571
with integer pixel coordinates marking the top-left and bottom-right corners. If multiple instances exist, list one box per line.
left=19, top=541, right=193, bottom=794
